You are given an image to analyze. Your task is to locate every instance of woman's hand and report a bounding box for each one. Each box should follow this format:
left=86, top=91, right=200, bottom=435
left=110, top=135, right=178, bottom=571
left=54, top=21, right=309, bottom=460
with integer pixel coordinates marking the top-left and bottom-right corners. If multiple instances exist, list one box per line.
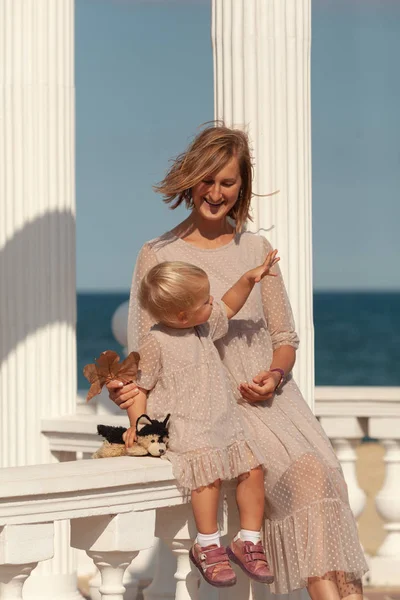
left=122, top=426, right=137, bottom=448
left=107, top=380, right=140, bottom=410
left=238, top=370, right=281, bottom=403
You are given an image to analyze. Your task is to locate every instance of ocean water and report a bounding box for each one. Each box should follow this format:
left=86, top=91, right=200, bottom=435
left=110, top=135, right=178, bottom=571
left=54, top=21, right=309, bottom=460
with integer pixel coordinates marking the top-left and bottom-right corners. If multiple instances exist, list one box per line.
left=77, top=292, right=400, bottom=390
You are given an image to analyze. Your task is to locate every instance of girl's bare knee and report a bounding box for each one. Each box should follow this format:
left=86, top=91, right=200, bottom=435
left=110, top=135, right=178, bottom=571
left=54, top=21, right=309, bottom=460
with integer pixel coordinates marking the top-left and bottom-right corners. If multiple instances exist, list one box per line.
left=237, top=466, right=264, bottom=484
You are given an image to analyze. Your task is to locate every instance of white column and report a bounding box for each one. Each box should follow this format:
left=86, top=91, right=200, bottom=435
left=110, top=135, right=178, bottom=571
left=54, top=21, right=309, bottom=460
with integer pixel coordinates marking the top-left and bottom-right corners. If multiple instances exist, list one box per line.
left=212, top=0, right=313, bottom=406
left=0, top=1, right=79, bottom=598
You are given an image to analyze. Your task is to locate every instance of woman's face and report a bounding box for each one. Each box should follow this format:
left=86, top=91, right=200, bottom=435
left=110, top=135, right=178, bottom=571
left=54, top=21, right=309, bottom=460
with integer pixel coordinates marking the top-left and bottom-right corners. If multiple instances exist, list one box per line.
left=191, top=156, right=242, bottom=223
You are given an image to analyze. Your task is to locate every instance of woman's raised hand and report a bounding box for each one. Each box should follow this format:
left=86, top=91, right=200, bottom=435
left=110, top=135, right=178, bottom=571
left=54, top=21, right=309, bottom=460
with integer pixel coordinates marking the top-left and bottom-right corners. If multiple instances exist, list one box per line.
left=238, top=370, right=281, bottom=403
left=248, top=249, right=280, bottom=284
left=107, top=380, right=140, bottom=410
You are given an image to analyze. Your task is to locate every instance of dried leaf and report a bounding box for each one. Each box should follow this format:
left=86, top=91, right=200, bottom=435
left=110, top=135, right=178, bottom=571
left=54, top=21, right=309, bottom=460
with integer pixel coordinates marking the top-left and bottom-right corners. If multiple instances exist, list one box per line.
left=83, top=350, right=140, bottom=402
left=116, top=352, right=140, bottom=383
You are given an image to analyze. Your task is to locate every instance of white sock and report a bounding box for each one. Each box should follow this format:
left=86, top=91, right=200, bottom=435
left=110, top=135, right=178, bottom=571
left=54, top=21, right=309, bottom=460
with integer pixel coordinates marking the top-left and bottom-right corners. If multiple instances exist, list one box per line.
left=239, top=529, right=261, bottom=544
left=196, top=531, right=221, bottom=548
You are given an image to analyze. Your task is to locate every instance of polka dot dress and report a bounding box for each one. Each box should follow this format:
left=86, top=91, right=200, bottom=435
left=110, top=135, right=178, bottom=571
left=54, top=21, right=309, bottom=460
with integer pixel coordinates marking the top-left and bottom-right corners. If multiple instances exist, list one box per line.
left=127, top=230, right=368, bottom=595
left=135, top=302, right=265, bottom=495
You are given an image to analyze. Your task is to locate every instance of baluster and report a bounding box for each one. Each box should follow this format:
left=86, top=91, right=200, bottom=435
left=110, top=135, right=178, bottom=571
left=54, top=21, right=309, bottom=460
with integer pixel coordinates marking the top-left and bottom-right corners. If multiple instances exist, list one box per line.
left=368, top=420, right=400, bottom=586
left=88, top=559, right=140, bottom=600
left=87, top=551, right=138, bottom=600
left=154, top=504, right=200, bottom=600
left=319, top=417, right=367, bottom=520
left=331, top=438, right=366, bottom=519
left=143, top=539, right=177, bottom=600
left=0, top=523, right=54, bottom=600
left=0, top=564, right=38, bottom=600
left=71, top=511, right=155, bottom=600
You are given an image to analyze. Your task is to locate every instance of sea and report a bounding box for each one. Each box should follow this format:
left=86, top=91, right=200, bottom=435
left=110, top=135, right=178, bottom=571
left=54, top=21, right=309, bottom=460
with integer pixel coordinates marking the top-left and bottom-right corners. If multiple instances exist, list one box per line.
left=77, top=292, right=400, bottom=390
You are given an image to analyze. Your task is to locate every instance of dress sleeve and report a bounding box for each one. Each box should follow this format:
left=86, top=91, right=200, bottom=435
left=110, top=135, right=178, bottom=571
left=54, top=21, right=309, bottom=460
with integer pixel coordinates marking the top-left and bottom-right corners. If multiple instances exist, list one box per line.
left=135, top=333, right=162, bottom=391
left=127, top=243, right=159, bottom=353
left=260, top=236, right=300, bottom=351
left=208, top=301, right=229, bottom=341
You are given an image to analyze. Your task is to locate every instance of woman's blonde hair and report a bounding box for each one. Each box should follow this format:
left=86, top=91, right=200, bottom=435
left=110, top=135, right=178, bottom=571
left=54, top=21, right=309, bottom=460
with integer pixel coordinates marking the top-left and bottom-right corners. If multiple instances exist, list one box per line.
left=139, top=261, right=209, bottom=325
left=154, top=123, right=253, bottom=232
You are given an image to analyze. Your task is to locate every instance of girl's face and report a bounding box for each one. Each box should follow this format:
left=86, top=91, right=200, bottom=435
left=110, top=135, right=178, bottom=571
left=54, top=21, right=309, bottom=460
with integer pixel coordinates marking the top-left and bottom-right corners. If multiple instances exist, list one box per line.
left=189, top=285, right=214, bottom=327
left=191, top=156, right=242, bottom=224
left=169, top=279, right=214, bottom=329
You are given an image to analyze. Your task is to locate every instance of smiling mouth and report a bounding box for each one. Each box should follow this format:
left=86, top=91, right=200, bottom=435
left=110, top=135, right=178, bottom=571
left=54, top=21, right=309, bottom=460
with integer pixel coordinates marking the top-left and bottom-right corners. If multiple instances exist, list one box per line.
left=204, top=199, right=224, bottom=207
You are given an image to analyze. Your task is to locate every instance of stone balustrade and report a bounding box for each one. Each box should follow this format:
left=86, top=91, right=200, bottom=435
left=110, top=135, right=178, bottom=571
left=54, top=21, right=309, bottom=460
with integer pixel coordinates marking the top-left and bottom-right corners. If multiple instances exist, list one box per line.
left=315, top=386, right=400, bottom=586
left=0, top=386, right=398, bottom=600
left=0, top=452, right=307, bottom=600
left=0, top=456, right=185, bottom=600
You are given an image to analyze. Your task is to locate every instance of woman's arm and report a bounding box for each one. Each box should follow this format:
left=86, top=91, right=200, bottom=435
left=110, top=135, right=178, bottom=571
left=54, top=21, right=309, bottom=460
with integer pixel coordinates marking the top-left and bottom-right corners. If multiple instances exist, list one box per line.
left=239, top=237, right=299, bottom=403
left=240, top=346, right=296, bottom=402
left=127, top=242, right=158, bottom=353
left=260, top=238, right=299, bottom=352
left=269, top=345, right=297, bottom=381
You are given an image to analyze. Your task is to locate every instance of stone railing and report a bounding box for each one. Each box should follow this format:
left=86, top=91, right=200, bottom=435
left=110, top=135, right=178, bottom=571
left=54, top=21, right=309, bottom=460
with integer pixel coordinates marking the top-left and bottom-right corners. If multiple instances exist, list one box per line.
left=0, top=455, right=187, bottom=600
left=0, top=450, right=308, bottom=600
left=1, top=386, right=399, bottom=600
left=315, top=386, right=400, bottom=586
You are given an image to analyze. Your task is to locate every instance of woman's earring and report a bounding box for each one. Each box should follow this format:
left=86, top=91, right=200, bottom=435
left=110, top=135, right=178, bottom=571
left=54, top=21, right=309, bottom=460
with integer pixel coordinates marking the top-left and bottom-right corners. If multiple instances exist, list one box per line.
left=238, top=188, right=243, bottom=201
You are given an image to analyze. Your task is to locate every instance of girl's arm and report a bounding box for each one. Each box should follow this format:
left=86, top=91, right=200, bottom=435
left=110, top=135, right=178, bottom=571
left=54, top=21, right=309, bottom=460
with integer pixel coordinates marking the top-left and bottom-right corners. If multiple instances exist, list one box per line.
left=222, top=249, right=279, bottom=319
left=124, top=388, right=148, bottom=448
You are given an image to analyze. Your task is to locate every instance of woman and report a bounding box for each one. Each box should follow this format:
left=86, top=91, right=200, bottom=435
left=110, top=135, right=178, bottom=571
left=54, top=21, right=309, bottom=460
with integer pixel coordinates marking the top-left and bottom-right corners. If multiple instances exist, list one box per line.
left=109, top=125, right=368, bottom=599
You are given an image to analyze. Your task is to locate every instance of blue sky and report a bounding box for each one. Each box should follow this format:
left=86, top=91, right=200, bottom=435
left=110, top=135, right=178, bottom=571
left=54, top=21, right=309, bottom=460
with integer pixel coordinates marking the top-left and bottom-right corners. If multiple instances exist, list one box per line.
left=76, top=0, right=400, bottom=291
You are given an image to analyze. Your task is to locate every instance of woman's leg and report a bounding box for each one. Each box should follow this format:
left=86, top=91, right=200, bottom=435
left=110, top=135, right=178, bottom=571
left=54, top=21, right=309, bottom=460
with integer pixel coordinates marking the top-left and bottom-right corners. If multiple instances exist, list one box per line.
left=236, top=466, right=265, bottom=530
left=308, top=571, right=363, bottom=600
left=191, top=479, right=221, bottom=534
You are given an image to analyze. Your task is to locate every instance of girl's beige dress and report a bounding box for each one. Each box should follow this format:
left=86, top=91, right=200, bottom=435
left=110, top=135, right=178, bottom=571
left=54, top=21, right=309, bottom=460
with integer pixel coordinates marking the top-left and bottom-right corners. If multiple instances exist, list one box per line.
left=135, top=302, right=264, bottom=493
left=128, top=230, right=368, bottom=594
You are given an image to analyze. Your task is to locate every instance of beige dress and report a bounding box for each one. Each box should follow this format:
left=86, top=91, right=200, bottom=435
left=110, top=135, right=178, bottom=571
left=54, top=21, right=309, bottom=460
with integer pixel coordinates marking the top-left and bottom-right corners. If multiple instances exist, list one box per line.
left=135, top=302, right=264, bottom=494
left=128, top=230, right=368, bottom=594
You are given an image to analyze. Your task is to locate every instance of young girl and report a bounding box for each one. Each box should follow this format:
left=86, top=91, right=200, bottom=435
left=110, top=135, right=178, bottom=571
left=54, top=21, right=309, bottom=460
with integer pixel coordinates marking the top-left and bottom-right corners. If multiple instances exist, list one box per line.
left=124, top=252, right=280, bottom=588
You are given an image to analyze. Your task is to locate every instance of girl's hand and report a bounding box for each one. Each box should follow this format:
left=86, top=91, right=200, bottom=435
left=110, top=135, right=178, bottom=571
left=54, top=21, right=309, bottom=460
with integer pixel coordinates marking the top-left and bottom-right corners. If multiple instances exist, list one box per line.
left=247, top=250, right=280, bottom=284
left=122, top=426, right=137, bottom=448
left=107, top=380, right=140, bottom=410
left=238, top=370, right=281, bottom=403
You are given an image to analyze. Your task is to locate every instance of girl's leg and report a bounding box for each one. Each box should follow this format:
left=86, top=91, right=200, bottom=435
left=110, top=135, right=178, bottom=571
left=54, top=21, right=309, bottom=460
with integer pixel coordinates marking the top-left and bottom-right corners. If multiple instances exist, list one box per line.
left=191, top=479, right=221, bottom=534
left=308, top=571, right=363, bottom=600
left=227, top=467, right=274, bottom=584
left=190, top=479, right=237, bottom=588
left=236, top=466, right=265, bottom=530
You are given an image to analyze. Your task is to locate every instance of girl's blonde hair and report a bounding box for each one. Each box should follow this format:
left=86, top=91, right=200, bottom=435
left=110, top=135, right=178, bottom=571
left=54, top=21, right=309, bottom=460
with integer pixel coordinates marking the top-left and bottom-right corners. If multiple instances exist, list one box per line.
left=139, top=261, right=209, bottom=325
left=154, top=123, right=253, bottom=232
